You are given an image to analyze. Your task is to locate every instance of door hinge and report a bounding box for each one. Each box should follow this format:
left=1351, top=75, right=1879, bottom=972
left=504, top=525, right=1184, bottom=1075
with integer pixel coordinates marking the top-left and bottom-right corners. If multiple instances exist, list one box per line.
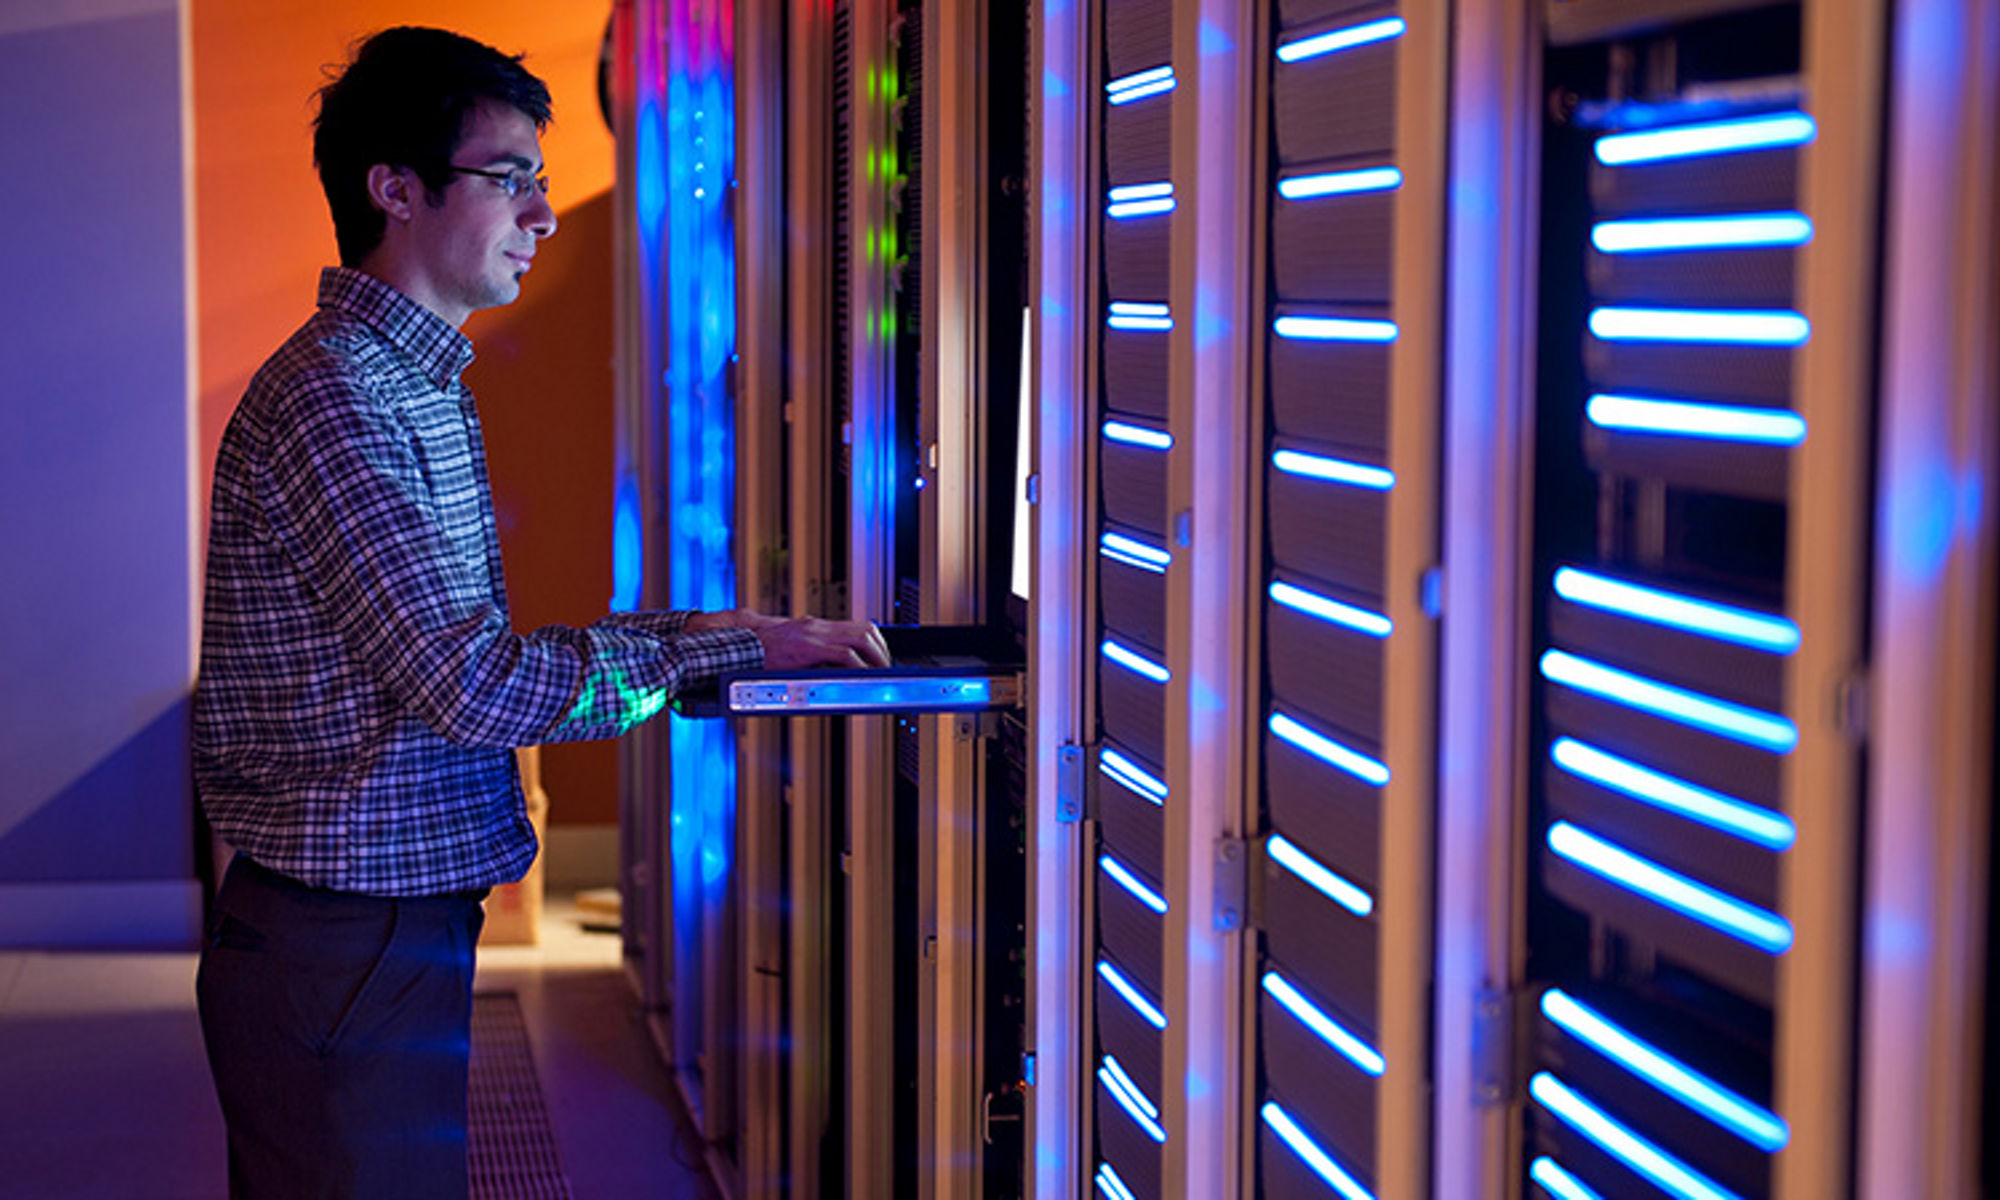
left=1055, top=742, right=1091, bottom=823
left=1472, top=987, right=1531, bottom=1108
left=1837, top=668, right=1870, bottom=743
left=1214, top=836, right=1251, bottom=933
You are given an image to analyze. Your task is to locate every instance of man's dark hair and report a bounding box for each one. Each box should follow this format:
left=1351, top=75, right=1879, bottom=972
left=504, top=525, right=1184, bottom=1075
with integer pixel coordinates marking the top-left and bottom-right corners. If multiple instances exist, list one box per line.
left=313, top=27, right=553, bottom=266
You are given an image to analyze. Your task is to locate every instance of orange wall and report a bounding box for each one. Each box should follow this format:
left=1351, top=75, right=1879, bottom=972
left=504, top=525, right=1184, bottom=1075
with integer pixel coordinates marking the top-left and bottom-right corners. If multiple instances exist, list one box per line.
left=193, top=2, right=622, bottom=825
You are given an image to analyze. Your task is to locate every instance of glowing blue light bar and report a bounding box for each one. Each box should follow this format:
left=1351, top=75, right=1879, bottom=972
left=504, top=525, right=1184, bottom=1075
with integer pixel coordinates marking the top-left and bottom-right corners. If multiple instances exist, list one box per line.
left=1267, top=833, right=1373, bottom=918
left=1542, top=989, right=1790, bottom=1151
left=1270, top=711, right=1390, bottom=786
left=1547, top=821, right=1795, bottom=952
left=1108, top=181, right=1176, bottom=219
left=1099, top=1055, right=1167, bottom=1142
left=1588, top=306, right=1810, bottom=346
left=1274, top=314, right=1400, bottom=342
left=1100, top=854, right=1168, bottom=914
left=1550, top=737, right=1797, bottom=850
left=1277, top=16, right=1406, bottom=63
left=1095, top=1162, right=1142, bottom=1200
left=1103, top=638, right=1170, bottom=683
left=1110, top=181, right=1173, bottom=202
left=1270, top=580, right=1393, bottom=638
left=1595, top=112, right=1816, bottom=166
left=1108, top=299, right=1174, bottom=331
left=1273, top=449, right=1396, bottom=491
left=1102, top=419, right=1173, bottom=449
left=1539, top=649, right=1798, bottom=752
left=1098, top=958, right=1169, bottom=1029
left=1099, top=747, right=1168, bottom=805
left=1587, top=393, right=1808, bottom=446
left=1278, top=166, right=1402, bottom=200
left=1262, top=971, right=1385, bottom=1076
left=1101, top=530, right=1172, bottom=573
left=1261, top=1102, right=1375, bottom=1200
left=1529, top=1157, right=1604, bottom=1200
left=1552, top=566, right=1800, bottom=653
left=1531, top=1073, right=1747, bottom=1200
left=1592, top=212, right=1813, bottom=254
left=1107, top=65, right=1176, bottom=105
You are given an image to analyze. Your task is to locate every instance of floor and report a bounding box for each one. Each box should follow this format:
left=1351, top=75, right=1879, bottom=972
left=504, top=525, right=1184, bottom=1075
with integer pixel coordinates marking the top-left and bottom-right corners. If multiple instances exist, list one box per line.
left=0, top=892, right=714, bottom=1200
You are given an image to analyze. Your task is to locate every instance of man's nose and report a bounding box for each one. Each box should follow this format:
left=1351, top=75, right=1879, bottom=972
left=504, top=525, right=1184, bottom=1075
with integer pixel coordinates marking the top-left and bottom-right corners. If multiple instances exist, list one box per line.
left=524, top=192, right=557, bottom=238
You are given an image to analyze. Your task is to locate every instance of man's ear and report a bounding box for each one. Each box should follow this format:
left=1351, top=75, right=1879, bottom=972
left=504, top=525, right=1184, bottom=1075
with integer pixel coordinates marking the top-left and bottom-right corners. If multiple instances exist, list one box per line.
left=364, top=164, right=418, bottom=220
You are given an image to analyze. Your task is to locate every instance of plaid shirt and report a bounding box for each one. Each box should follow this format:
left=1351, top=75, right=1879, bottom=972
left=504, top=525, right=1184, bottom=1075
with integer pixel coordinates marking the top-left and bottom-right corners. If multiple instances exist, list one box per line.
left=194, top=268, right=762, bottom=896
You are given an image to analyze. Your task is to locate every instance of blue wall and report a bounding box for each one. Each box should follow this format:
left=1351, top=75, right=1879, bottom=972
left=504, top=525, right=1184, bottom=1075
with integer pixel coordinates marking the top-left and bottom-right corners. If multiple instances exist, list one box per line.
left=0, top=0, right=200, bottom=947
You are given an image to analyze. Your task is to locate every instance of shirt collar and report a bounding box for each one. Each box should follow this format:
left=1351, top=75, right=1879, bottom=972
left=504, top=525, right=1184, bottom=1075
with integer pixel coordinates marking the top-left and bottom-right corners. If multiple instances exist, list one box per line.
left=317, top=267, right=476, bottom=390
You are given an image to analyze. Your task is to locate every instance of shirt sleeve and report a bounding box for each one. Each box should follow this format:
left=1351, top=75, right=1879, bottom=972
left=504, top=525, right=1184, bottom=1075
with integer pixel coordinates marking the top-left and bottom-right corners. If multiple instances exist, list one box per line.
left=262, top=374, right=763, bottom=748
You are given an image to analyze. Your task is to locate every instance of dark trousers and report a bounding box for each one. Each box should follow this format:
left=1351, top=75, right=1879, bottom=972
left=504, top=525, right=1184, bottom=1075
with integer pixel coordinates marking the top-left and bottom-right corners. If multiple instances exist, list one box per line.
left=196, top=855, right=487, bottom=1200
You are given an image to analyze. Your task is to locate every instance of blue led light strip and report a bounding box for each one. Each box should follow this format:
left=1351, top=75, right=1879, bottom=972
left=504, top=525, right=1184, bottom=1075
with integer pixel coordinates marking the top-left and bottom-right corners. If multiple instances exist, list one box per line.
left=1102, top=419, right=1173, bottom=449
left=1107, top=65, right=1175, bottom=105
left=1261, top=1102, right=1375, bottom=1200
left=1103, top=638, right=1170, bottom=683
left=1108, top=181, right=1175, bottom=219
left=1098, top=958, right=1168, bottom=1029
left=1592, top=212, right=1812, bottom=254
left=1588, top=306, right=1810, bottom=346
left=1267, top=832, right=1374, bottom=917
left=1552, top=566, right=1799, bottom=653
left=1587, top=393, right=1807, bottom=446
left=1594, top=111, right=1816, bottom=166
left=1547, top=821, right=1795, bottom=952
left=1278, top=165, right=1402, bottom=200
left=1270, top=579, right=1393, bottom=638
left=1101, top=530, right=1171, bottom=573
left=1274, top=314, right=1400, bottom=342
left=1100, top=854, right=1169, bottom=914
left=1262, top=971, right=1385, bottom=1076
left=1099, top=1055, right=1167, bottom=1143
left=1541, top=989, right=1790, bottom=1151
left=1108, top=301, right=1174, bottom=332
left=1095, top=1162, right=1142, bottom=1200
left=768, top=677, right=993, bottom=711
left=1529, top=1157, right=1604, bottom=1200
left=1099, top=747, right=1168, bottom=805
left=1550, top=737, right=1796, bottom=850
left=1531, top=1073, right=1747, bottom=1200
left=1277, top=16, right=1406, bottom=63
left=1273, top=448, right=1396, bottom=491
left=1539, top=649, right=1798, bottom=751
left=1269, top=711, right=1390, bottom=785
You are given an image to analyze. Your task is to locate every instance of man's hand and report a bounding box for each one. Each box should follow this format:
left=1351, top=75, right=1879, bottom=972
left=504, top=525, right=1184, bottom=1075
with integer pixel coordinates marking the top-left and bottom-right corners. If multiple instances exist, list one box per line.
left=753, top=616, right=893, bottom=669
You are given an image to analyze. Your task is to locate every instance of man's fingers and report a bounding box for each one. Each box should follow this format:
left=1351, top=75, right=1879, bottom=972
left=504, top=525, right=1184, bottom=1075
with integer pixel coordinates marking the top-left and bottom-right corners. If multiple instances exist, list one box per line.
left=859, top=623, right=892, bottom=667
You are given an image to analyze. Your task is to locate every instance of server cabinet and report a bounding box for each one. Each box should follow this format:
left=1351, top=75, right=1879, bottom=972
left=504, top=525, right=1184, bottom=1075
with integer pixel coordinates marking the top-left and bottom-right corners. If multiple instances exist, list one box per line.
left=614, top=2, right=1035, bottom=1197
left=1050, top=0, right=1453, bottom=1196
left=1517, top=3, right=1886, bottom=1197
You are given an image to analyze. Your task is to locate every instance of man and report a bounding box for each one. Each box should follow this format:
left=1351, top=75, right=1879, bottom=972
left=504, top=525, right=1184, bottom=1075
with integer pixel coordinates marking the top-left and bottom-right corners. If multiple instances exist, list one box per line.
left=192, top=27, right=886, bottom=1200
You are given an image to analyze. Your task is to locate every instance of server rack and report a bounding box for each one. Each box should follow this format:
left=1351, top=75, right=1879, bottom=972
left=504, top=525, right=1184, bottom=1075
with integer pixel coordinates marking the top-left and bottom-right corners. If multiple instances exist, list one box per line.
left=613, top=2, right=1036, bottom=1197
left=1516, top=3, right=1882, bottom=1198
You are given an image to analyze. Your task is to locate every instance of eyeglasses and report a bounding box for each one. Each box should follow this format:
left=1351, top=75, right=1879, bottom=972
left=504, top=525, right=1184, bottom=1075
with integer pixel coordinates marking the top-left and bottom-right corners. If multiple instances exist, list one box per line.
left=447, top=165, right=551, bottom=201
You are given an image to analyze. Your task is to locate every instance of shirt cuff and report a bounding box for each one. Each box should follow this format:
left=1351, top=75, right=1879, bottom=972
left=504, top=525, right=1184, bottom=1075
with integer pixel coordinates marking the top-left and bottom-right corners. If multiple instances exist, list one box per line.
left=599, top=609, right=696, bottom=641
left=657, top=625, right=765, bottom=692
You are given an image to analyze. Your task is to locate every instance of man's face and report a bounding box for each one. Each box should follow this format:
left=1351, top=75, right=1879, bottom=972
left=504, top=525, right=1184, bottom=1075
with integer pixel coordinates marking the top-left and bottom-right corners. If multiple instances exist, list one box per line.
left=402, top=99, right=557, bottom=325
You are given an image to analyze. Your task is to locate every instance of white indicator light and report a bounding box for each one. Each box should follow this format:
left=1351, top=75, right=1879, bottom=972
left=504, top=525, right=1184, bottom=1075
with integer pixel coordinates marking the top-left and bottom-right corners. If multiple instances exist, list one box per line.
left=1261, top=1102, right=1375, bottom=1200
left=1591, top=212, right=1812, bottom=253
left=1107, top=66, right=1176, bottom=105
left=1275, top=314, right=1400, bottom=342
left=1099, top=747, right=1168, bottom=804
left=1267, top=833, right=1373, bottom=918
left=1594, top=112, right=1816, bottom=166
left=1277, top=17, right=1406, bottom=63
left=1102, top=420, right=1173, bottom=450
left=1101, top=531, right=1171, bottom=573
left=1262, top=971, right=1385, bottom=1076
left=1531, top=1073, right=1748, bottom=1200
left=1552, top=566, right=1799, bottom=652
left=1588, top=306, right=1810, bottom=345
left=1099, top=1055, right=1167, bottom=1142
left=1272, top=449, right=1395, bottom=490
left=1269, top=711, right=1390, bottom=786
left=1099, top=854, right=1168, bottom=914
left=1098, top=959, right=1168, bottom=1029
left=1270, top=580, right=1392, bottom=638
left=1539, top=649, right=1798, bottom=751
left=1550, top=737, right=1796, bottom=850
left=1587, top=393, right=1807, bottom=445
left=1547, top=821, right=1795, bottom=953
left=1278, top=166, right=1402, bottom=200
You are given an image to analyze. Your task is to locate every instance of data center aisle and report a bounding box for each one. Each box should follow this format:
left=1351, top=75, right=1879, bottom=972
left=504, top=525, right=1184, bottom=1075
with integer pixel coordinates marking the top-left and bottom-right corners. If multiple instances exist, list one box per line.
left=0, top=892, right=715, bottom=1200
